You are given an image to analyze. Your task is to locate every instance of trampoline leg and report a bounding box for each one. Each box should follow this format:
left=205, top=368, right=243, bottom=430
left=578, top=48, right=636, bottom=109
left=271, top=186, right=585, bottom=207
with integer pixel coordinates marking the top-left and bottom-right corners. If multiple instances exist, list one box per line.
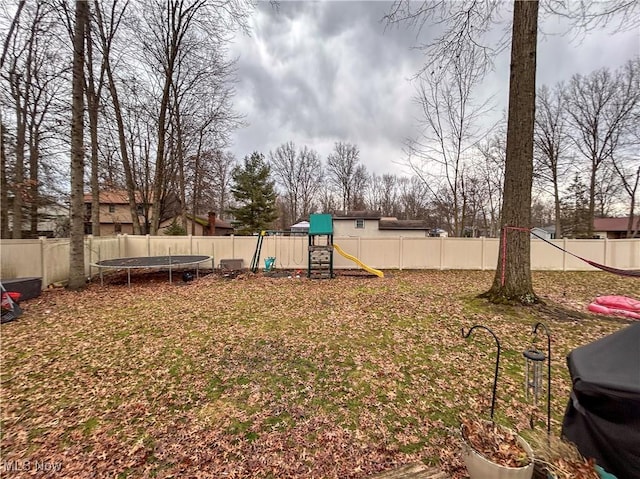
left=100, top=268, right=103, bottom=286
left=169, top=265, right=172, bottom=284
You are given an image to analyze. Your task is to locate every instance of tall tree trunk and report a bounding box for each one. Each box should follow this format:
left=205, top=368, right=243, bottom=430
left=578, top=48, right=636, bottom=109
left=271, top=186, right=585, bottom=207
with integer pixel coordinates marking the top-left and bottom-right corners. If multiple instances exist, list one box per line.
left=484, top=0, right=539, bottom=304
left=29, top=128, right=39, bottom=237
left=94, top=1, right=141, bottom=234
left=12, top=78, right=26, bottom=239
left=0, top=120, right=8, bottom=238
left=150, top=82, right=172, bottom=234
left=85, top=16, right=101, bottom=237
left=553, top=178, right=562, bottom=239
left=68, top=0, right=88, bottom=291
left=191, top=132, right=204, bottom=235
left=587, top=164, right=597, bottom=236
left=172, top=87, right=187, bottom=229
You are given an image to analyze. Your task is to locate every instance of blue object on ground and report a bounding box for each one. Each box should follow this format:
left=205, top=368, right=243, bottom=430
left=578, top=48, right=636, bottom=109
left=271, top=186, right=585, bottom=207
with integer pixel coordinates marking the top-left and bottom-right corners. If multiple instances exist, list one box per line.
left=595, top=465, right=617, bottom=479
left=264, top=257, right=276, bottom=272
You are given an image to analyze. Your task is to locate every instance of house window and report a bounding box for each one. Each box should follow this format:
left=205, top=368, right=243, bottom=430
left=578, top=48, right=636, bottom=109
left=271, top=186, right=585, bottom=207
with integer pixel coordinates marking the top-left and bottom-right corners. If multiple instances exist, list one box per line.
left=355, top=219, right=365, bottom=229
left=136, top=203, right=144, bottom=216
left=114, top=223, right=122, bottom=234
left=109, top=204, right=116, bottom=213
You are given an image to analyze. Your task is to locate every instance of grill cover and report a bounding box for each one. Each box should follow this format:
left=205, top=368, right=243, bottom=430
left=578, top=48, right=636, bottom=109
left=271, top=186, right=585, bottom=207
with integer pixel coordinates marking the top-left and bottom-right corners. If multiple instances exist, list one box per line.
left=562, top=323, right=640, bottom=478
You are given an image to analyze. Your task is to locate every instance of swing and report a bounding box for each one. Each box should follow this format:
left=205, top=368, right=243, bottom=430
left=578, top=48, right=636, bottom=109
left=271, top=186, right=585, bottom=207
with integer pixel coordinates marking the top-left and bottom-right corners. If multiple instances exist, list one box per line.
left=291, top=234, right=305, bottom=266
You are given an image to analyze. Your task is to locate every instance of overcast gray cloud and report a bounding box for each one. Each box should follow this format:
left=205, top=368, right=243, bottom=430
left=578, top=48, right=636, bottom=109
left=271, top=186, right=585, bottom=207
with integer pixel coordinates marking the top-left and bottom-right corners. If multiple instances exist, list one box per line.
left=229, top=1, right=640, bottom=176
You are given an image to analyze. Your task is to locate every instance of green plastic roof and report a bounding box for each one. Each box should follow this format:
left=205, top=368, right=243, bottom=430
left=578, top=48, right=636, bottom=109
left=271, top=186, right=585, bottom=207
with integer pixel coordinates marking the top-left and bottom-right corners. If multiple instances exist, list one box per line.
left=309, top=214, right=333, bottom=235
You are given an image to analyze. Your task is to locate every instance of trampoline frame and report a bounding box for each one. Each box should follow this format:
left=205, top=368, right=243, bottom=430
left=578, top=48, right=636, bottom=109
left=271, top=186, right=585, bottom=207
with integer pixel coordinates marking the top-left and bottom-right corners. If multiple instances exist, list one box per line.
left=91, top=255, right=214, bottom=286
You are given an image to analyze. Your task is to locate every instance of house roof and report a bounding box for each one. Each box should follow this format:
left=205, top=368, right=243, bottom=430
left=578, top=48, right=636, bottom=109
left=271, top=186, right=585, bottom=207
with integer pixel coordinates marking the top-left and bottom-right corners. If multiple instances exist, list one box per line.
left=332, top=210, right=381, bottom=220
left=378, top=219, right=431, bottom=230
left=593, top=217, right=639, bottom=232
left=84, top=189, right=145, bottom=204
left=290, top=220, right=310, bottom=229
left=187, top=214, right=233, bottom=229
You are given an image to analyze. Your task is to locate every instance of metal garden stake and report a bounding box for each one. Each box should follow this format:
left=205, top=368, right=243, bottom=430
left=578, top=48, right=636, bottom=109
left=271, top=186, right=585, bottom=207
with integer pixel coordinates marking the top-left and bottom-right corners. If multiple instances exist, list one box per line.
left=461, top=325, right=501, bottom=421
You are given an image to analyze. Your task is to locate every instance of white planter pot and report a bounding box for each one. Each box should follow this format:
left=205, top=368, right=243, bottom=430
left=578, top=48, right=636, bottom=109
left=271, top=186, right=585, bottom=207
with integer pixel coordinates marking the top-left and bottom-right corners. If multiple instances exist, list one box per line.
left=461, top=425, right=535, bottom=479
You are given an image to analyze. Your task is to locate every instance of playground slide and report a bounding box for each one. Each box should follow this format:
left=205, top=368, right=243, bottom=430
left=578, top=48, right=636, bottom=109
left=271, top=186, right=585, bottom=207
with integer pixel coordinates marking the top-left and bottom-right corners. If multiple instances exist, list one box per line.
left=333, top=243, right=384, bottom=278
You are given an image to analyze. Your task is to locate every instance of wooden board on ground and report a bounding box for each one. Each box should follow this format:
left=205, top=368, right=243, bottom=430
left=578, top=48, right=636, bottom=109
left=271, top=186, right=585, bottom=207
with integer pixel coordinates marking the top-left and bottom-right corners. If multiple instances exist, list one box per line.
left=368, top=463, right=449, bottom=478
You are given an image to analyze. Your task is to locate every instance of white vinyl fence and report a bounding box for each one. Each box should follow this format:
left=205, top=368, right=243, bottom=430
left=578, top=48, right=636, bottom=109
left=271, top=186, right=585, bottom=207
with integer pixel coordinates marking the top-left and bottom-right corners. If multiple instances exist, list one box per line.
left=1, top=235, right=638, bottom=289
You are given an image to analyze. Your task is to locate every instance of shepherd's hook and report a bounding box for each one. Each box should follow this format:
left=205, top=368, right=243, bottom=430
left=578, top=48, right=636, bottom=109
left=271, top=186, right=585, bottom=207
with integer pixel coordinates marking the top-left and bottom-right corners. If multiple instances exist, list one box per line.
left=461, top=325, right=501, bottom=421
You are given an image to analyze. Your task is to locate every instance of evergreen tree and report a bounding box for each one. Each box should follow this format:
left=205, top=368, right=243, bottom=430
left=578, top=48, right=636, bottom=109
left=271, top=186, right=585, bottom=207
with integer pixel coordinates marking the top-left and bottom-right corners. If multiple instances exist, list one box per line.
left=228, top=152, right=278, bottom=235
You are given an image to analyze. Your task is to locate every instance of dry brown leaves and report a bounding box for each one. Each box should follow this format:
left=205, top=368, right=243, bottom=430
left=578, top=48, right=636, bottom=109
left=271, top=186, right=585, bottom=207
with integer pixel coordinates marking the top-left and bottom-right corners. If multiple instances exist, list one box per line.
left=461, top=419, right=530, bottom=468
left=1, top=270, right=637, bottom=478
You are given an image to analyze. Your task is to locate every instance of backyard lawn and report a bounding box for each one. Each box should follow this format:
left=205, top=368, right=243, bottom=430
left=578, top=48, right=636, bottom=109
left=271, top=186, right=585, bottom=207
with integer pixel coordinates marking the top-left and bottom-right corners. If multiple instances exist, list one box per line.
left=1, top=270, right=638, bottom=478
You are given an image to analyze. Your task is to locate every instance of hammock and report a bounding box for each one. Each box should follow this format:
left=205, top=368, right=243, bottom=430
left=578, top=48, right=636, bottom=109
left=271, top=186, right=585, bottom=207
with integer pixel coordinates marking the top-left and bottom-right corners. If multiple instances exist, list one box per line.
left=528, top=229, right=640, bottom=278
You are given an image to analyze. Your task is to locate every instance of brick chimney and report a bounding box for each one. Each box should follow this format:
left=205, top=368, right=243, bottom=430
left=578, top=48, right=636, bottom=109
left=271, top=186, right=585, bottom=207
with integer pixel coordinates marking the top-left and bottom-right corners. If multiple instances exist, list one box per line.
left=208, top=211, right=216, bottom=236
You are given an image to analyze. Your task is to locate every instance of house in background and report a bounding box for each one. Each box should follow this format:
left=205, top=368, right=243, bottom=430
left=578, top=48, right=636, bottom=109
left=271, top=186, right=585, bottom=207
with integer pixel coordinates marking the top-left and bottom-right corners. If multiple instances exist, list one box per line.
left=158, top=212, right=233, bottom=236
left=290, top=220, right=310, bottom=234
left=5, top=196, right=69, bottom=238
left=332, top=211, right=438, bottom=237
left=593, top=217, right=640, bottom=239
left=531, top=226, right=555, bottom=240
left=38, top=203, right=70, bottom=237
left=83, top=189, right=148, bottom=235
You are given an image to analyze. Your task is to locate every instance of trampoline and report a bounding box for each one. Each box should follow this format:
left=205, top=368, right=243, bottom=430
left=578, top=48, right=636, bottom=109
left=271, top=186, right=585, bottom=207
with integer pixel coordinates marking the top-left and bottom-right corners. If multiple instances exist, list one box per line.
left=92, top=255, right=214, bottom=286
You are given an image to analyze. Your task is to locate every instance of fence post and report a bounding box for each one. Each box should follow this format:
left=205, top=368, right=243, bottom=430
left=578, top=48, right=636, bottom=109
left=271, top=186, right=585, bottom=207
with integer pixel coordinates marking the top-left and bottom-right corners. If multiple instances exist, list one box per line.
left=603, top=237, right=608, bottom=267
left=87, top=235, right=92, bottom=280
left=399, top=236, right=403, bottom=270
left=563, top=237, right=567, bottom=271
left=39, top=236, right=46, bottom=288
left=439, top=236, right=445, bottom=270
left=481, top=236, right=486, bottom=270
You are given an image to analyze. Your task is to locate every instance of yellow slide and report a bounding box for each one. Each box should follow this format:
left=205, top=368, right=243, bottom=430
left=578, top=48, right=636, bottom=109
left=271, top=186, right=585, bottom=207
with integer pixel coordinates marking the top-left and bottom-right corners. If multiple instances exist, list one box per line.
left=333, top=243, right=384, bottom=278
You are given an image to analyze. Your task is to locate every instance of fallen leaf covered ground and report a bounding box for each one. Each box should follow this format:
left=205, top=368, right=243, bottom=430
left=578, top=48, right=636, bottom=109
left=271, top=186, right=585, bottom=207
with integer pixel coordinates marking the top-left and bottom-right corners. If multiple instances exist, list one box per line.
left=1, top=270, right=638, bottom=478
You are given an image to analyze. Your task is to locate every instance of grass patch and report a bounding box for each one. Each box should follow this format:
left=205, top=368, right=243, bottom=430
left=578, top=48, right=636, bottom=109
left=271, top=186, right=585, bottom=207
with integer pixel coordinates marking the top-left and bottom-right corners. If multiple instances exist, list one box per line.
left=1, top=270, right=636, bottom=478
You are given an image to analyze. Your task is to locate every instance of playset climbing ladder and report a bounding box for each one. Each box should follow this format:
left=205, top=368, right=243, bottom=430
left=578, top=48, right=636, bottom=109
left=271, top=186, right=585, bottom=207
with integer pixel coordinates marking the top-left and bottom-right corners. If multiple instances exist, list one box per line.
left=308, top=214, right=334, bottom=279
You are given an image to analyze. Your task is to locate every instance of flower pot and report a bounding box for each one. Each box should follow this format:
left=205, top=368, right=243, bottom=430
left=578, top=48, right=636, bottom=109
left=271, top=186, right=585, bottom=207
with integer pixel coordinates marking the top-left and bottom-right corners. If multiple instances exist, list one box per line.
left=461, top=423, right=535, bottom=479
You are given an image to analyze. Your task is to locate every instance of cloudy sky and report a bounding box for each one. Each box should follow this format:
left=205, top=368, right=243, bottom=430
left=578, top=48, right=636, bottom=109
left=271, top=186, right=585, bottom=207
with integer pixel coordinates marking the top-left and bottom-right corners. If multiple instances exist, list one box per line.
left=228, top=1, right=639, bottom=177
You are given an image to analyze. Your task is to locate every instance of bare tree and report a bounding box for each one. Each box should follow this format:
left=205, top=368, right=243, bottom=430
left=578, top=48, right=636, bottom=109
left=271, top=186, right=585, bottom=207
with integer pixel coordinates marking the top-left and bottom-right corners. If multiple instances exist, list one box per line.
left=68, top=0, right=88, bottom=290
left=207, top=149, right=235, bottom=219
left=4, top=2, right=43, bottom=238
left=387, top=0, right=638, bottom=303
left=269, top=142, right=323, bottom=225
left=1, top=0, right=67, bottom=238
left=611, top=62, right=640, bottom=236
left=397, top=175, right=429, bottom=220
left=0, top=119, right=7, bottom=237
left=563, top=61, right=639, bottom=235
left=296, top=146, right=323, bottom=219
left=408, top=44, right=492, bottom=236
left=269, top=141, right=297, bottom=226
left=136, top=0, right=252, bottom=234
left=94, top=0, right=143, bottom=234
left=484, top=0, right=539, bottom=302
left=534, top=84, right=571, bottom=238
left=326, top=141, right=364, bottom=211
left=0, top=0, right=26, bottom=70
left=475, top=129, right=506, bottom=238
